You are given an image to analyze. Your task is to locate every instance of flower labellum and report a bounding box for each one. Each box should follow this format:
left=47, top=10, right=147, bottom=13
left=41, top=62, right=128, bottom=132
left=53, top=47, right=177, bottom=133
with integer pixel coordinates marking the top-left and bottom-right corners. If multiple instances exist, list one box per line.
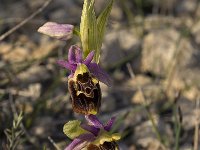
left=68, top=64, right=101, bottom=115
left=38, top=22, right=74, bottom=41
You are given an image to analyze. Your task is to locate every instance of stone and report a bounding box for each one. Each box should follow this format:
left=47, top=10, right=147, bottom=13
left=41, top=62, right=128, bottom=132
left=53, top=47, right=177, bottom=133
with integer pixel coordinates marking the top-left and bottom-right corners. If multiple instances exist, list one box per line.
left=32, top=38, right=60, bottom=59
left=141, top=28, right=195, bottom=77
left=140, top=26, right=200, bottom=100
left=151, top=0, right=177, bottom=15
left=18, top=65, right=52, bottom=84
left=31, top=117, right=53, bottom=138
left=192, top=20, right=200, bottom=45
left=110, top=2, right=124, bottom=21
left=176, top=0, right=197, bottom=16
left=101, top=28, right=141, bottom=69
left=141, top=28, right=179, bottom=76
left=0, top=43, right=12, bottom=54
left=144, top=15, right=192, bottom=31
left=49, top=0, right=81, bottom=23
left=3, top=46, right=30, bottom=63
left=131, top=85, right=164, bottom=104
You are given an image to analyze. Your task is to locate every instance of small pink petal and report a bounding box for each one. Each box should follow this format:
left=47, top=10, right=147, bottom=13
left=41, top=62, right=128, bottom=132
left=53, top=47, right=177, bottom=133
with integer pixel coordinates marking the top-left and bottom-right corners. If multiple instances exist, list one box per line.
left=81, top=124, right=100, bottom=136
left=85, top=115, right=104, bottom=129
left=104, top=117, right=115, bottom=131
left=38, top=22, right=74, bottom=41
left=83, top=51, right=94, bottom=65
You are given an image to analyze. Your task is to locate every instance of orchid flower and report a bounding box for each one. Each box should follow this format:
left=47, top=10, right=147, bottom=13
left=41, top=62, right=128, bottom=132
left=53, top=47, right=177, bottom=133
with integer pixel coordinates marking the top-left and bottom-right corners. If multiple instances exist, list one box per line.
left=63, top=115, right=120, bottom=150
left=57, top=45, right=111, bottom=115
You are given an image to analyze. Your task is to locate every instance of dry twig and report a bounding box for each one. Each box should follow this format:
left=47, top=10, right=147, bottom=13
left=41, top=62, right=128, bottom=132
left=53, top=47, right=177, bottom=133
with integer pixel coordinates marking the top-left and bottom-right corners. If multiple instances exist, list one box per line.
left=0, top=0, right=53, bottom=41
left=48, top=136, right=61, bottom=150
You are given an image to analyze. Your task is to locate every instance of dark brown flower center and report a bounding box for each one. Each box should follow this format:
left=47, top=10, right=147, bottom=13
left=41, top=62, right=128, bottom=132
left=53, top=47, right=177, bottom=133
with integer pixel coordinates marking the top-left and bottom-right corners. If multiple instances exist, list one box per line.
left=76, top=73, right=96, bottom=98
left=68, top=72, right=101, bottom=115
left=87, top=142, right=119, bottom=150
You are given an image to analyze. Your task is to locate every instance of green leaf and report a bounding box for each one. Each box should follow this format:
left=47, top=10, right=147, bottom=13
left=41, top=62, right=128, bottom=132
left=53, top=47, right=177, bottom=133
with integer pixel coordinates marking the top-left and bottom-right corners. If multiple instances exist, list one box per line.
left=63, top=120, right=89, bottom=140
left=80, top=0, right=90, bottom=55
left=80, top=0, right=98, bottom=58
left=96, top=0, right=114, bottom=63
left=80, top=0, right=114, bottom=63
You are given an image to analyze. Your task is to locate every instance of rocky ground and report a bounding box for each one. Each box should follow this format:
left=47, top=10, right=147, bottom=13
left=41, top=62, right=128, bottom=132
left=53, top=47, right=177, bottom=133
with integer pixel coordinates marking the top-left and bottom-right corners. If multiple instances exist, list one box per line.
left=0, top=0, right=200, bottom=150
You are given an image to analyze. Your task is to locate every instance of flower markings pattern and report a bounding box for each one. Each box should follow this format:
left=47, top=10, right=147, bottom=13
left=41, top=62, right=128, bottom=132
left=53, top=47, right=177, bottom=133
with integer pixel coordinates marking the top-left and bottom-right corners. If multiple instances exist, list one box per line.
left=57, top=45, right=111, bottom=115
left=64, top=115, right=120, bottom=150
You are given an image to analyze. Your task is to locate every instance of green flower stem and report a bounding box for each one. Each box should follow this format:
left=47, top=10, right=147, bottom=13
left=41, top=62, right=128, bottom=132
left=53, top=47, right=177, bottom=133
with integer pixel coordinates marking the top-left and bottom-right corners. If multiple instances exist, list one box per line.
left=145, top=104, right=163, bottom=144
left=175, top=122, right=181, bottom=150
left=174, top=105, right=182, bottom=150
left=73, top=27, right=80, bottom=37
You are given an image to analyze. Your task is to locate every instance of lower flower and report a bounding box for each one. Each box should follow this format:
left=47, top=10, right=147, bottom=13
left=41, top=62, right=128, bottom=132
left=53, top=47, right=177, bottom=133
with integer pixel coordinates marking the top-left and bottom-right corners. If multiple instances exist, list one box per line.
left=63, top=115, right=121, bottom=150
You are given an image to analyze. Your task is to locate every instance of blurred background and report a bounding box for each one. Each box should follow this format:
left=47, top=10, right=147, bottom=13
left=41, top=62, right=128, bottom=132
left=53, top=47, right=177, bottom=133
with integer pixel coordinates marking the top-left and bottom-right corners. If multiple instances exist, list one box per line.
left=0, top=0, right=200, bottom=149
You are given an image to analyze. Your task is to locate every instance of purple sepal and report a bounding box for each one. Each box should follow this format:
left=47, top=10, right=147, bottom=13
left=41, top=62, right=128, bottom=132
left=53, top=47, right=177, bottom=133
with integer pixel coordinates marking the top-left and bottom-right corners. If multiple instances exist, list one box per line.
left=104, top=117, right=115, bottom=131
left=68, top=45, right=83, bottom=64
left=38, top=22, right=74, bottom=41
left=81, top=124, right=100, bottom=136
left=85, top=115, right=104, bottom=129
left=83, top=51, right=95, bottom=66
left=85, top=115, right=115, bottom=131
left=88, top=63, right=112, bottom=86
left=65, top=133, right=95, bottom=150
left=57, top=60, right=76, bottom=71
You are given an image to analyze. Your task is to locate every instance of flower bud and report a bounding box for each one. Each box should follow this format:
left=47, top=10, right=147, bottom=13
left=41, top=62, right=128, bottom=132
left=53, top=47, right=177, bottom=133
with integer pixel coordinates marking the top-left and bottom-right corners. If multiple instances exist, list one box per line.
left=38, top=22, right=74, bottom=41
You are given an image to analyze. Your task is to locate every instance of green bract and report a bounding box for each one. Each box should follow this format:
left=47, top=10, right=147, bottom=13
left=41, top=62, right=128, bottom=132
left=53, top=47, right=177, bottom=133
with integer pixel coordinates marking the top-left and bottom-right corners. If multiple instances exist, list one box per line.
left=80, top=0, right=114, bottom=63
left=63, top=120, right=89, bottom=139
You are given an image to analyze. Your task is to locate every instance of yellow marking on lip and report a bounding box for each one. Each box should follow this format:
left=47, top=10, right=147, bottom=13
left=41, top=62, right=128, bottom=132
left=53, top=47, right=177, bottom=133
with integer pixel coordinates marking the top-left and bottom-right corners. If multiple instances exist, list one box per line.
left=92, top=77, right=98, bottom=84
left=91, top=131, right=121, bottom=146
left=74, top=64, right=89, bottom=77
left=76, top=91, right=84, bottom=96
left=76, top=90, right=95, bottom=98
left=89, top=109, right=97, bottom=115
